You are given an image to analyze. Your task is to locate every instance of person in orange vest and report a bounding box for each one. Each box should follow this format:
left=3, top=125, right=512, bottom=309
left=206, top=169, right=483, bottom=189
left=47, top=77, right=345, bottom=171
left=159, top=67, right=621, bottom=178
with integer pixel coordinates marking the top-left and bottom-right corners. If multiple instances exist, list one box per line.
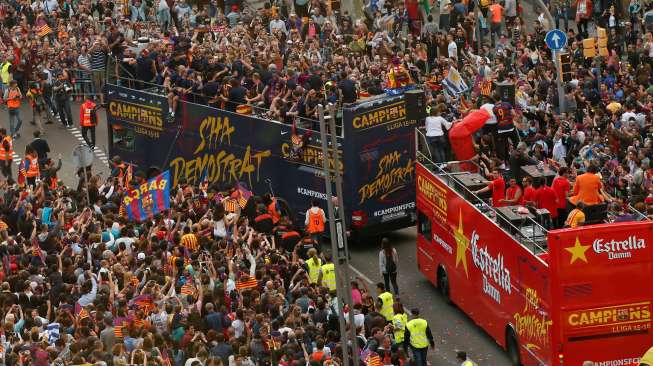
left=304, top=199, right=326, bottom=244
left=79, top=96, right=98, bottom=148
left=23, top=146, right=40, bottom=187
left=264, top=194, right=281, bottom=225
left=0, top=128, right=13, bottom=183
left=4, top=80, right=22, bottom=139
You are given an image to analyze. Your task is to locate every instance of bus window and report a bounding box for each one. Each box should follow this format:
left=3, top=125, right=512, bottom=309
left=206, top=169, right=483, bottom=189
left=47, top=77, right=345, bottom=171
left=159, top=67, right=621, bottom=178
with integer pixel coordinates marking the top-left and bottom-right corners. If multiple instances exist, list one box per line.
left=418, top=211, right=432, bottom=240
left=112, top=125, right=136, bottom=151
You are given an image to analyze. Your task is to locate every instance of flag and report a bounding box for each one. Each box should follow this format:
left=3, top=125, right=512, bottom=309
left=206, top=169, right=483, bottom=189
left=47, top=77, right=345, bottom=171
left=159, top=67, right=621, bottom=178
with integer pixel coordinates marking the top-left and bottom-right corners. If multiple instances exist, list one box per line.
left=442, top=66, right=468, bottom=95
left=17, top=160, right=25, bottom=186
left=130, top=295, right=154, bottom=313
left=199, top=167, right=208, bottom=191
left=123, top=171, right=171, bottom=222
left=125, top=164, right=133, bottom=188
left=31, top=238, right=45, bottom=265
left=420, top=0, right=430, bottom=15
left=180, top=283, right=196, bottom=296
left=366, top=353, right=383, bottom=366
left=236, top=276, right=258, bottom=291
left=222, top=198, right=239, bottom=212
left=460, top=95, right=471, bottom=111
left=36, top=23, right=53, bottom=37
left=481, top=80, right=493, bottom=96
left=77, top=307, right=89, bottom=321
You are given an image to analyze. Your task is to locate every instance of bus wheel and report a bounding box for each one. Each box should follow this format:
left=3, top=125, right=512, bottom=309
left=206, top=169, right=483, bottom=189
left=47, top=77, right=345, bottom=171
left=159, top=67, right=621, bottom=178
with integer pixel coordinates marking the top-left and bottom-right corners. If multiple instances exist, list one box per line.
left=506, top=329, right=522, bottom=366
left=437, top=267, right=451, bottom=304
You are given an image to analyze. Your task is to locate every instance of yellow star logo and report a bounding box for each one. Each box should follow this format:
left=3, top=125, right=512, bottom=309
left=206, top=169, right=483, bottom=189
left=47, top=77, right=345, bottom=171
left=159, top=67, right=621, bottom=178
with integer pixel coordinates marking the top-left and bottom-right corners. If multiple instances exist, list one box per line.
left=565, top=237, right=590, bottom=264
left=454, top=209, right=469, bottom=278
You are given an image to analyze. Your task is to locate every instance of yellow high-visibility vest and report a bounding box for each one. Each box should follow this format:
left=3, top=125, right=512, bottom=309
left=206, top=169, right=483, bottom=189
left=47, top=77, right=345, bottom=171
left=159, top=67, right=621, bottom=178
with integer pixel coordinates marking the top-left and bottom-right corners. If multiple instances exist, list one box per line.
left=406, top=318, right=429, bottom=349
left=378, top=291, right=394, bottom=321
left=306, top=257, right=322, bottom=284
left=320, top=263, right=336, bottom=291
left=393, top=312, right=408, bottom=343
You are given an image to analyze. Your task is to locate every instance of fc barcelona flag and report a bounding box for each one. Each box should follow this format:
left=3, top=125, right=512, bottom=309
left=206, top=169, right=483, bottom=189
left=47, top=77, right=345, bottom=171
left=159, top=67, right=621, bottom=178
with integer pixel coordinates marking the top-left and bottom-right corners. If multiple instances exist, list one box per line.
left=122, top=171, right=171, bottom=222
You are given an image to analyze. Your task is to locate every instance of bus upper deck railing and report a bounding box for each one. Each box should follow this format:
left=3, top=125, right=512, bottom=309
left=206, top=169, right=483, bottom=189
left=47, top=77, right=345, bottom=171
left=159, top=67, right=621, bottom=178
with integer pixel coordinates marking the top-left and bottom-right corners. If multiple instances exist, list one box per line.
left=415, top=128, right=550, bottom=255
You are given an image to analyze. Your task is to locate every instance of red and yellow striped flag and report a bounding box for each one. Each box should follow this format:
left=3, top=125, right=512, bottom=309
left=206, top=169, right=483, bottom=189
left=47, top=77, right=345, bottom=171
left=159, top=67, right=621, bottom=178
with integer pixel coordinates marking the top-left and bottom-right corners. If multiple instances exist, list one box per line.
left=78, top=307, right=89, bottom=321
left=236, top=277, right=258, bottom=291
left=223, top=199, right=239, bottom=212
left=36, top=23, right=53, bottom=37
left=366, top=354, right=382, bottom=366
left=180, top=283, right=196, bottom=296
left=481, top=80, right=493, bottom=96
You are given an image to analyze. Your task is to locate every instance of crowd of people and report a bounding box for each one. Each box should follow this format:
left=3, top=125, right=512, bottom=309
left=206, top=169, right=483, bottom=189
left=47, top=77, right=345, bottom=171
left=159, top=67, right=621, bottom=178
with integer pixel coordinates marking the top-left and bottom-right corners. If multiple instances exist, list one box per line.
left=1, top=0, right=653, bottom=364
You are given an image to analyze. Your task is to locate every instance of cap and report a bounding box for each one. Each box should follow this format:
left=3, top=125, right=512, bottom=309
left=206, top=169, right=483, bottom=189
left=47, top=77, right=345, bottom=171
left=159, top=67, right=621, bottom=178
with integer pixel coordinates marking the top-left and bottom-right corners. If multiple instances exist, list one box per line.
left=137, top=252, right=146, bottom=260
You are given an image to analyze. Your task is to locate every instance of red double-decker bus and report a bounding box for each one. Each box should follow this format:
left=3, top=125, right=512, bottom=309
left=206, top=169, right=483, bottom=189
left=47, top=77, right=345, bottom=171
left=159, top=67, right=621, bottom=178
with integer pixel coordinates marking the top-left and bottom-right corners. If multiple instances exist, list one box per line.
left=415, top=133, right=653, bottom=366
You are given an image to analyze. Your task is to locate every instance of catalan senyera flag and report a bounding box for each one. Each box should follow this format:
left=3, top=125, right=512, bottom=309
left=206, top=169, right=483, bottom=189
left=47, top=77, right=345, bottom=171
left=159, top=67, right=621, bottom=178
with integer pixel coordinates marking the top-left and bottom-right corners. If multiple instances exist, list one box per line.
left=77, top=307, right=90, bottom=321
left=236, top=276, right=258, bottom=291
left=366, top=353, right=382, bottom=366
left=481, top=80, right=493, bottom=96
left=180, top=283, right=196, bottom=296
left=36, top=23, right=53, bottom=37
left=125, top=164, right=133, bottom=188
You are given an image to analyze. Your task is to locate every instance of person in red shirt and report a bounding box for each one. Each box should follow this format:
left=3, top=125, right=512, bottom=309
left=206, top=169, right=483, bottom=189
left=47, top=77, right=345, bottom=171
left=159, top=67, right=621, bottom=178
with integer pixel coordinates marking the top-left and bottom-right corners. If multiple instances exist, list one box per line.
left=522, top=176, right=537, bottom=206
left=551, top=167, right=572, bottom=228
left=475, top=169, right=505, bottom=207
left=534, top=178, right=558, bottom=228
left=501, top=177, right=523, bottom=206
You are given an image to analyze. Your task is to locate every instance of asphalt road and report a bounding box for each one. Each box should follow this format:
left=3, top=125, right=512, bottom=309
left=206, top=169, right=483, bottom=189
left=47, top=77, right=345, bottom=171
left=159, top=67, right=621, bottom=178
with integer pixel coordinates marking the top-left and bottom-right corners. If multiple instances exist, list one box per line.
left=348, top=227, right=512, bottom=366
left=4, top=101, right=111, bottom=187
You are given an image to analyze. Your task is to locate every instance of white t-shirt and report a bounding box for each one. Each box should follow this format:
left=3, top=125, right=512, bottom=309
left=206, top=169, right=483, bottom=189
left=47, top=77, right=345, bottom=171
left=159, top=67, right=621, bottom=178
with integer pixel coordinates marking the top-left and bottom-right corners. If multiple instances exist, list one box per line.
left=425, top=116, right=452, bottom=137
left=448, top=41, right=458, bottom=59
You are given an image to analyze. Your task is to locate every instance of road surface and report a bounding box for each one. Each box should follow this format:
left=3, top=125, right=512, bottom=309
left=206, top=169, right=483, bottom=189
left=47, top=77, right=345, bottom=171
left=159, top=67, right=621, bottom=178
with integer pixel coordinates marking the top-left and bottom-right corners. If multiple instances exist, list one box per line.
left=349, top=227, right=512, bottom=365
left=5, top=101, right=111, bottom=187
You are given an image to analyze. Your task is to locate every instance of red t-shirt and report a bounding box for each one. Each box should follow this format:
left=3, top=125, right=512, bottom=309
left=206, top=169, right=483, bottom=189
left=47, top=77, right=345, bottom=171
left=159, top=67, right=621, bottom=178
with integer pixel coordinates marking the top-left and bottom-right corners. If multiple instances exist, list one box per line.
left=489, top=177, right=506, bottom=207
left=506, top=185, right=523, bottom=205
left=551, top=176, right=571, bottom=209
left=535, top=186, right=559, bottom=218
left=523, top=186, right=536, bottom=205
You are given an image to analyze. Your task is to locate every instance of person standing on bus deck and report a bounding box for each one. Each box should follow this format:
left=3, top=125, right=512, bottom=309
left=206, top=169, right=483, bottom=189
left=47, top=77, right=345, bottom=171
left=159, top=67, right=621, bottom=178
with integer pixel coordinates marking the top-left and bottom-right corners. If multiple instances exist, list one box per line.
left=493, top=99, right=516, bottom=162
left=424, top=107, right=452, bottom=163
left=264, top=194, right=281, bottom=225
left=474, top=168, right=505, bottom=207
left=304, top=248, right=322, bottom=284
left=305, top=199, right=326, bottom=244
left=80, top=96, right=98, bottom=149
left=569, top=164, right=604, bottom=207
left=376, top=282, right=395, bottom=322
left=533, top=177, right=558, bottom=228
left=404, top=308, right=435, bottom=366
left=4, top=80, right=23, bottom=139
left=552, top=167, right=572, bottom=228
left=0, top=129, right=13, bottom=183
left=317, top=252, right=336, bottom=293
left=379, top=238, right=399, bottom=294
left=565, top=201, right=586, bottom=228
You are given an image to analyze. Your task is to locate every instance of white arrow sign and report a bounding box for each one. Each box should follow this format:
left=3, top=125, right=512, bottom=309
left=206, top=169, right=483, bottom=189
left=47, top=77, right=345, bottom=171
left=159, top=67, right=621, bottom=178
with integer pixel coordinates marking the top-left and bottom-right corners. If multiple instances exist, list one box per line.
left=551, top=33, right=561, bottom=48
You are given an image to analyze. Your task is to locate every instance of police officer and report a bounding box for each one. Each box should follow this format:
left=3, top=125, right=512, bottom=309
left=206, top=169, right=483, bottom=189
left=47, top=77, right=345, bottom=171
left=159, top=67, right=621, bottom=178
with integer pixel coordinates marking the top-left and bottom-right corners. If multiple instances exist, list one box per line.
left=404, top=308, right=435, bottom=366
left=456, top=351, right=476, bottom=366
left=376, top=282, right=394, bottom=322
left=317, top=253, right=336, bottom=293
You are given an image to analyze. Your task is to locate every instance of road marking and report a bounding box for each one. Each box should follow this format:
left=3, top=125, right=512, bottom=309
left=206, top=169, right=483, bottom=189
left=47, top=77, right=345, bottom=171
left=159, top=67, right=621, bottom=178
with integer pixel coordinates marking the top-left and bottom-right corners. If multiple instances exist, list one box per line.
left=66, top=126, right=110, bottom=167
left=349, top=264, right=374, bottom=284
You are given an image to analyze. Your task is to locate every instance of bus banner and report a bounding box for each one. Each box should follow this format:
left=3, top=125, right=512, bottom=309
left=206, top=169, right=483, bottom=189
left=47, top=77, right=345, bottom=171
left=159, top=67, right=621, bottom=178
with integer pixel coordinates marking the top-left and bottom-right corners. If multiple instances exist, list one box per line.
left=343, top=96, right=418, bottom=228
left=107, top=84, right=343, bottom=224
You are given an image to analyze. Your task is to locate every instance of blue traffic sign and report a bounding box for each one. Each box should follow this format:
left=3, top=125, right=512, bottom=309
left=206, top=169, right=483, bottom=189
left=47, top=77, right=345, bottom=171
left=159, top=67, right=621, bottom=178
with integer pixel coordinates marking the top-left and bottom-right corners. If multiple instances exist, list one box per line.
left=545, top=29, right=567, bottom=50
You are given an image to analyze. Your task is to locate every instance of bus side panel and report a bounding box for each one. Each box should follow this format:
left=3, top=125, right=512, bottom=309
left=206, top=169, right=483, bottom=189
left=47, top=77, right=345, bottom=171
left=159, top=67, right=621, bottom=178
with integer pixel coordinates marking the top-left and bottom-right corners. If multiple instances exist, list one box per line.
left=107, top=85, right=342, bottom=225
left=415, top=163, right=551, bottom=365
left=343, top=96, right=418, bottom=235
left=548, top=223, right=653, bottom=366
